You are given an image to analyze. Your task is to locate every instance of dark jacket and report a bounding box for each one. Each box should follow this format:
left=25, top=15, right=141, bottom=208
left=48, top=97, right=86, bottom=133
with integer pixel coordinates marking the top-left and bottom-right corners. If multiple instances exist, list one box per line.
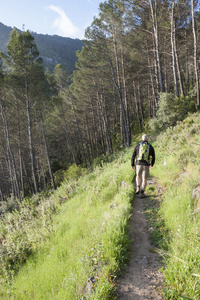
left=131, top=141, right=155, bottom=167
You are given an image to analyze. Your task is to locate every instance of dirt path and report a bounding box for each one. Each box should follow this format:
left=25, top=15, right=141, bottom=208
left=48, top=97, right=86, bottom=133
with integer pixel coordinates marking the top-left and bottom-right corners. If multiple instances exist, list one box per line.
left=116, top=179, right=164, bottom=300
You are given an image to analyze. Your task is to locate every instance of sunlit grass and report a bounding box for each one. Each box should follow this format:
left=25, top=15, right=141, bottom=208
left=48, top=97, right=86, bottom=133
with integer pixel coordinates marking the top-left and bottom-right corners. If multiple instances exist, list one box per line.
left=151, top=113, right=200, bottom=299
left=7, top=148, right=134, bottom=299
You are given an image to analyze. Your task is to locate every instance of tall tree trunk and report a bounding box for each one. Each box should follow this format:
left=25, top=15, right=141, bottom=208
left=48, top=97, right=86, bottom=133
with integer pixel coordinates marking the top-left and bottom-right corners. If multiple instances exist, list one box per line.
left=163, top=36, right=169, bottom=93
left=108, top=53, right=130, bottom=147
left=101, top=92, right=113, bottom=154
left=26, top=94, right=38, bottom=194
left=174, top=40, right=184, bottom=96
left=0, top=99, right=20, bottom=199
left=121, top=47, right=131, bottom=146
left=185, top=28, right=190, bottom=93
left=137, top=80, right=144, bottom=126
left=60, top=103, right=77, bottom=165
left=149, top=0, right=164, bottom=93
left=171, top=0, right=179, bottom=98
left=0, top=188, right=3, bottom=202
left=146, top=43, right=157, bottom=116
left=16, top=97, right=25, bottom=198
left=133, top=80, right=142, bottom=132
left=90, top=98, right=99, bottom=157
left=191, top=0, right=200, bottom=109
left=40, top=112, right=55, bottom=190
left=96, top=90, right=113, bottom=155
left=69, top=94, right=88, bottom=166
left=112, top=32, right=127, bottom=146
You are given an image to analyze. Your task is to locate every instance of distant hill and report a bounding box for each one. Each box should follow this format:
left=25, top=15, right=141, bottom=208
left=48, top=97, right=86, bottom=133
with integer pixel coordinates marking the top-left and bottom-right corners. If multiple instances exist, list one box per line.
left=0, top=22, right=84, bottom=73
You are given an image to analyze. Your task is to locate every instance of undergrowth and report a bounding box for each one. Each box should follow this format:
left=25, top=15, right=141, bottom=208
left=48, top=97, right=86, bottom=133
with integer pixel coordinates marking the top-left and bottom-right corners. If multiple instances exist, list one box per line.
left=151, top=112, right=200, bottom=299
left=2, top=112, right=200, bottom=299
left=0, top=147, right=135, bottom=299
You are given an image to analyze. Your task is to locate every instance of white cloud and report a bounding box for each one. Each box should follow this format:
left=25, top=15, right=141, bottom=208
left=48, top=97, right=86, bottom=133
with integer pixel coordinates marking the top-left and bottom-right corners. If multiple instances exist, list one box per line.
left=46, top=5, right=81, bottom=38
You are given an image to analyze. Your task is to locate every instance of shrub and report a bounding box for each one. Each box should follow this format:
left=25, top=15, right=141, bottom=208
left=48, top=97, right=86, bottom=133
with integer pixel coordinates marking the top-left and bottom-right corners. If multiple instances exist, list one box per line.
left=54, top=169, right=67, bottom=187
left=149, top=93, right=196, bottom=133
left=66, top=163, right=86, bottom=181
left=0, top=197, right=58, bottom=280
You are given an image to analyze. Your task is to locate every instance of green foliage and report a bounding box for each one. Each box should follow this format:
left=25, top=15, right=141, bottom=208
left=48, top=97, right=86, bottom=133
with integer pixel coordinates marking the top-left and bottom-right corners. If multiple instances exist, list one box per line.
left=151, top=112, right=200, bottom=299
left=54, top=164, right=86, bottom=187
left=149, top=93, right=196, bottom=132
left=92, top=155, right=109, bottom=167
left=66, top=163, right=86, bottom=181
left=54, top=169, right=67, bottom=187
left=0, top=197, right=58, bottom=287
left=0, top=146, right=134, bottom=299
left=0, top=195, right=19, bottom=215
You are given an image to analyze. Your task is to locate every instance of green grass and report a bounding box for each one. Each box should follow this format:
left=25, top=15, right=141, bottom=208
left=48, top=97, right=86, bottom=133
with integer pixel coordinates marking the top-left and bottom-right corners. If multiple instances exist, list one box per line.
left=2, top=113, right=200, bottom=299
left=150, top=113, right=200, bottom=299
left=1, top=148, right=135, bottom=299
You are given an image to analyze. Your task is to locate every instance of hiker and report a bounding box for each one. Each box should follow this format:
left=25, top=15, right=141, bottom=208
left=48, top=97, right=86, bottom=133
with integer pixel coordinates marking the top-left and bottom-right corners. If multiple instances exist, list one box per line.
left=131, top=134, right=155, bottom=197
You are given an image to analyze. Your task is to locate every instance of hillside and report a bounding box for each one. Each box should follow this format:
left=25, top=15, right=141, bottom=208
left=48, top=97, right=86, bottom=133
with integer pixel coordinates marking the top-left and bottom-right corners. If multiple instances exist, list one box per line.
left=0, top=22, right=84, bottom=73
left=1, top=112, right=200, bottom=299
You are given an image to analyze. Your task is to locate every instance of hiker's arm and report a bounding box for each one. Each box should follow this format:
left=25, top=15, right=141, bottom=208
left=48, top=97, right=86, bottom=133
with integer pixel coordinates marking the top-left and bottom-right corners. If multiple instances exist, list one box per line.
left=150, top=146, right=155, bottom=167
left=131, top=144, right=138, bottom=169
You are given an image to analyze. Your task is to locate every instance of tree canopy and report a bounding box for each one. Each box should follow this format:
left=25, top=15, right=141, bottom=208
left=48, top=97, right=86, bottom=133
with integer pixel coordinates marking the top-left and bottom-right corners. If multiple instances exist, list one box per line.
left=0, top=0, right=199, bottom=200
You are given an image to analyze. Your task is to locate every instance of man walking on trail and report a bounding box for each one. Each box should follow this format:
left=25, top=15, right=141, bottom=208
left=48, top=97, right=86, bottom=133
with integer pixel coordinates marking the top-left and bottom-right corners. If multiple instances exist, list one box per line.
left=131, top=134, right=155, bottom=197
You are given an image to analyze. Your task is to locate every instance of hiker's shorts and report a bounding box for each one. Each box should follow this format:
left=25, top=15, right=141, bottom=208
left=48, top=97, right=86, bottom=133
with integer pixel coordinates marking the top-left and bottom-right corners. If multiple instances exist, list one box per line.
left=136, top=165, right=149, bottom=181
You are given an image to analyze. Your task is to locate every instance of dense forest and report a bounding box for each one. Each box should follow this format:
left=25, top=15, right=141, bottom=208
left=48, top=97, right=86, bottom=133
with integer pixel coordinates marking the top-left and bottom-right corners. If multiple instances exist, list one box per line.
left=0, top=0, right=199, bottom=201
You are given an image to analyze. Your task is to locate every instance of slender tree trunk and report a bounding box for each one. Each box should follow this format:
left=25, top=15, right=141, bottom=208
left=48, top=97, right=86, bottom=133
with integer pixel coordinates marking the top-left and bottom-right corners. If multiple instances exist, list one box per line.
left=108, top=54, right=130, bottom=146
left=112, top=32, right=126, bottom=146
left=171, top=0, right=179, bottom=98
left=18, top=142, right=24, bottom=198
left=69, top=94, right=88, bottom=166
left=96, top=90, right=113, bottom=155
left=121, top=47, right=131, bottom=146
left=26, top=97, right=38, bottom=193
left=60, top=103, right=77, bottom=165
left=83, top=115, right=91, bottom=165
left=173, top=29, right=184, bottom=96
left=137, top=80, right=144, bottom=126
left=40, top=112, right=55, bottom=190
left=185, top=28, right=190, bottom=93
left=22, top=156, right=34, bottom=194
left=90, top=98, right=99, bottom=157
left=16, top=97, right=25, bottom=198
left=191, top=0, right=200, bottom=109
left=163, top=36, right=168, bottom=93
left=102, top=92, right=113, bottom=154
left=149, top=0, right=164, bottom=93
left=146, top=43, right=157, bottom=116
left=25, top=77, right=38, bottom=194
left=133, top=80, right=142, bottom=132
left=0, top=188, right=3, bottom=202
left=0, top=99, right=20, bottom=198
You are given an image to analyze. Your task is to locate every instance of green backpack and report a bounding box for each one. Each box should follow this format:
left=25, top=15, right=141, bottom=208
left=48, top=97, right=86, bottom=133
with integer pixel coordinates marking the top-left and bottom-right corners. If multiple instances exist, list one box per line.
left=137, top=142, right=150, bottom=163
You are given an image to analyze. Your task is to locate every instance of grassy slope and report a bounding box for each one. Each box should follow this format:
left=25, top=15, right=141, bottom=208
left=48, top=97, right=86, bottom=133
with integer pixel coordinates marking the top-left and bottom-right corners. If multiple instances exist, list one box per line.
left=151, top=112, right=200, bottom=299
left=6, top=148, right=135, bottom=299
left=2, top=112, right=200, bottom=299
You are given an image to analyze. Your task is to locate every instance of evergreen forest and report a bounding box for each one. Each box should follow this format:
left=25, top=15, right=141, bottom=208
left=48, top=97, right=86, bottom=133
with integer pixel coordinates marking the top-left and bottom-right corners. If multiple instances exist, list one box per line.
left=0, top=0, right=199, bottom=208
left=1, top=1, right=200, bottom=299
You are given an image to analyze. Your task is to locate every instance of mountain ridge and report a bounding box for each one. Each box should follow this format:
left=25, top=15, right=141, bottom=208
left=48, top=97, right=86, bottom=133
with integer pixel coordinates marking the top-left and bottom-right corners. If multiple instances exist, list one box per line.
left=0, top=22, right=84, bottom=73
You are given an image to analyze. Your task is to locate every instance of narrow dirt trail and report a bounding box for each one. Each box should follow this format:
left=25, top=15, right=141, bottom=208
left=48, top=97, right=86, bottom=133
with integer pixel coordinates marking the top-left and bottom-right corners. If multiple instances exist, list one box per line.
left=116, top=179, right=164, bottom=300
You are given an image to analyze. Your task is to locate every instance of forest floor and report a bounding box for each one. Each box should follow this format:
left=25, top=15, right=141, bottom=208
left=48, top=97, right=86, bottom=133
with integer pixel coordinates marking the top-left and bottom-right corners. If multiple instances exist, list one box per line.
left=116, top=178, right=164, bottom=300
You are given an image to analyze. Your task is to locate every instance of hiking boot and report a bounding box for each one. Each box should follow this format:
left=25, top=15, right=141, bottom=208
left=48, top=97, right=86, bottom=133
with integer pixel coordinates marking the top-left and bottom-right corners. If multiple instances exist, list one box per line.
left=140, top=190, right=145, bottom=198
left=135, top=187, right=140, bottom=195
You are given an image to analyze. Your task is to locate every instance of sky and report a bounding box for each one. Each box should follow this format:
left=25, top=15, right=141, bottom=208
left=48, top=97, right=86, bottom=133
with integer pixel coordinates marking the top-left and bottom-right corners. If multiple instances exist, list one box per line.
left=0, top=0, right=103, bottom=39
